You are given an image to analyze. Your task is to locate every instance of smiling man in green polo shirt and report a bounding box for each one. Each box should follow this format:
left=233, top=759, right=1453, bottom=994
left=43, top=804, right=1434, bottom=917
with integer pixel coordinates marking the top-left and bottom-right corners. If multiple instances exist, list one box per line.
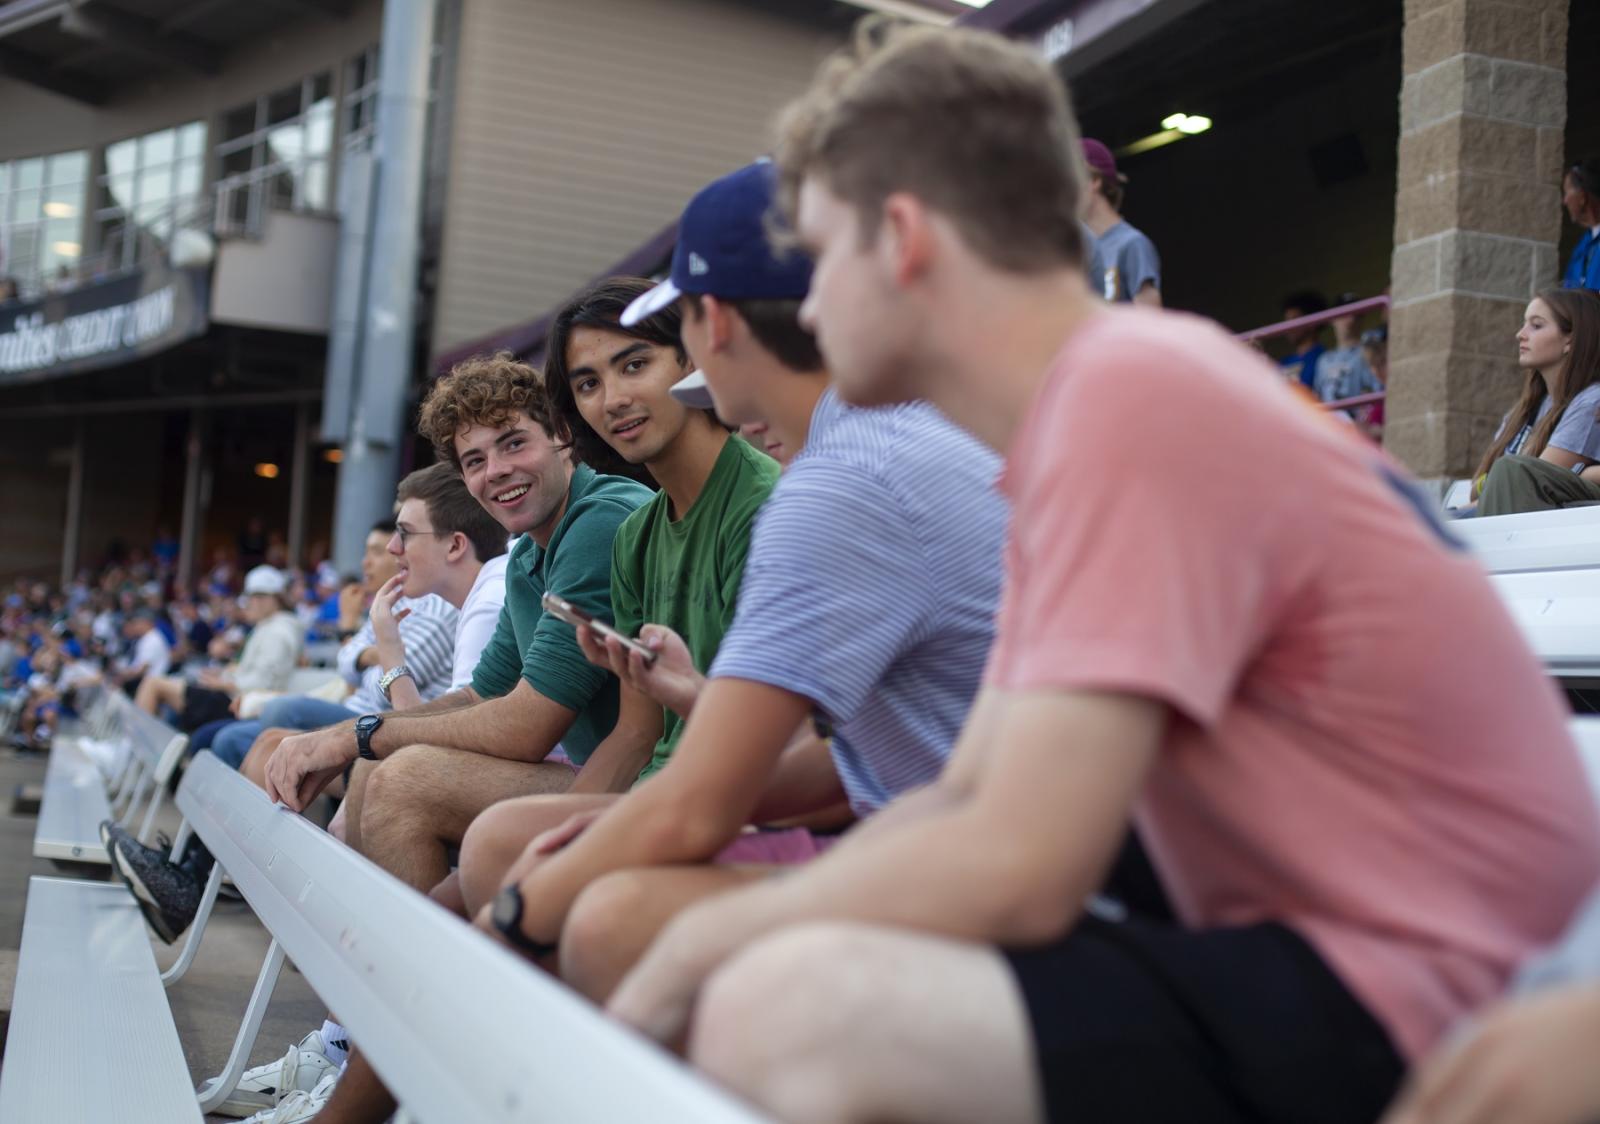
left=264, top=352, right=654, bottom=894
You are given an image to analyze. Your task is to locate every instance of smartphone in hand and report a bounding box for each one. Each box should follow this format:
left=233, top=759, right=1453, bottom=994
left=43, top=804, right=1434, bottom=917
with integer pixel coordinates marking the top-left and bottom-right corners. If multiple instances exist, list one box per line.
left=540, top=592, right=658, bottom=667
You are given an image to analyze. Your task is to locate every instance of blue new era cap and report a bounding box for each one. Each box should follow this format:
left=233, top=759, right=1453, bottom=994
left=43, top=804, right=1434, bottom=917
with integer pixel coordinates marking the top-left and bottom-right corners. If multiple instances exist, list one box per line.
left=621, top=160, right=813, bottom=327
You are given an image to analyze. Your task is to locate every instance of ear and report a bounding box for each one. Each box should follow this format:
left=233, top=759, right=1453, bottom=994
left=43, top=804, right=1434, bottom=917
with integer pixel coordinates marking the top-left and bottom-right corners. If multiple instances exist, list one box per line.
left=445, top=531, right=468, bottom=562
left=880, top=192, right=932, bottom=287
left=701, top=295, right=735, bottom=354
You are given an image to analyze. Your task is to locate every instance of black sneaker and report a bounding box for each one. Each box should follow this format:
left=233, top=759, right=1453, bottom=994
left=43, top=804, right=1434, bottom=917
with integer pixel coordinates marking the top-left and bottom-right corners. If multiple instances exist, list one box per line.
left=107, top=830, right=203, bottom=944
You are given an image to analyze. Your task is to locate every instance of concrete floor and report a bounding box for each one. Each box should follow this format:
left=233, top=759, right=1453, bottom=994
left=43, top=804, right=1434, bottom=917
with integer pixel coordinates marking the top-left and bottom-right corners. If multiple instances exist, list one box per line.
left=0, top=747, right=329, bottom=1122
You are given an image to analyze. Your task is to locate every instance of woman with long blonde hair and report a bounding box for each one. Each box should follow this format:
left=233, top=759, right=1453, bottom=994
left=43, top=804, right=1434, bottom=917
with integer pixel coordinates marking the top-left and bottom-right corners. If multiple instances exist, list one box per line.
left=1475, top=288, right=1600, bottom=516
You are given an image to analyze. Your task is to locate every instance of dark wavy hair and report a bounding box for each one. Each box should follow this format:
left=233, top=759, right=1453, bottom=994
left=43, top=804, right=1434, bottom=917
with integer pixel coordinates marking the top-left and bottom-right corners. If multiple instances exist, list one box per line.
left=541, top=276, right=693, bottom=478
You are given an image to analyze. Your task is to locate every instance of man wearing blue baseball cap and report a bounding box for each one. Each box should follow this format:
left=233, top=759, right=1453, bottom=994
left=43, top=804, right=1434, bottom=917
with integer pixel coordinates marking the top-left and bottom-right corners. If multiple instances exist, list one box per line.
left=463, top=159, right=1013, bottom=1009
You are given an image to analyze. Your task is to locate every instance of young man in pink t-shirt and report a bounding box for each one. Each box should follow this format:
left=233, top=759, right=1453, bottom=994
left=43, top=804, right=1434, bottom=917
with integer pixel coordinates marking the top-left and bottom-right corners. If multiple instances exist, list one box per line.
left=599, top=23, right=1600, bottom=1124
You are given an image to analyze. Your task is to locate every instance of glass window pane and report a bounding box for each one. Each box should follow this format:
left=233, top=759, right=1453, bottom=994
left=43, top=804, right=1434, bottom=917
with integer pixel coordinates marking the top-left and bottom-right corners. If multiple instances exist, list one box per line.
left=11, top=188, right=39, bottom=224
left=43, top=182, right=82, bottom=221
left=139, top=166, right=172, bottom=207
left=220, top=146, right=254, bottom=179
left=175, top=158, right=202, bottom=198
left=111, top=173, right=136, bottom=210
left=266, top=122, right=305, bottom=165
left=266, top=84, right=302, bottom=127
left=303, top=159, right=328, bottom=210
left=179, top=121, right=206, bottom=158
left=306, top=100, right=333, bottom=156
left=0, top=162, right=9, bottom=196
left=311, top=71, right=331, bottom=103
left=15, top=159, right=42, bottom=191
left=106, top=139, right=137, bottom=178
left=48, top=152, right=86, bottom=186
left=142, top=129, right=176, bottom=166
left=268, top=166, right=297, bottom=209
left=223, top=102, right=257, bottom=143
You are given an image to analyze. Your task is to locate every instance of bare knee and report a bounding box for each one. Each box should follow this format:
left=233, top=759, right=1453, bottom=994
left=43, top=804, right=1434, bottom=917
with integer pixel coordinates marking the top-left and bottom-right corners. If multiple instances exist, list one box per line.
left=692, top=924, right=877, bottom=1123
left=561, top=870, right=654, bottom=1002
left=458, top=800, right=543, bottom=917
left=357, top=744, right=439, bottom=849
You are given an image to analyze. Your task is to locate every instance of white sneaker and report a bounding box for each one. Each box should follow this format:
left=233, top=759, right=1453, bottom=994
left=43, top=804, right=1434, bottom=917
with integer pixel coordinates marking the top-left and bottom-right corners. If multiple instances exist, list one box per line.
left=240, top=1069, right=339, bottom=1123
left=216, top=1031, right=341, bottom=1118
left=78, top=736, right=130, bottom=778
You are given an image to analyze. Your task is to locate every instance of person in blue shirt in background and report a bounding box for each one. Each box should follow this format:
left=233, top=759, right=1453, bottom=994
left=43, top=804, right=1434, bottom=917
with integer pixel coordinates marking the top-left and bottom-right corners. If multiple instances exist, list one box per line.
left=1563, top=157, right=1600, bottom=292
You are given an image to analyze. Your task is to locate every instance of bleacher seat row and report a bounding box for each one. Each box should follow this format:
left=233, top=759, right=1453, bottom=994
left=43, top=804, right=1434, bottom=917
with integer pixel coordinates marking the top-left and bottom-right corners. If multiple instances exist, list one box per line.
left=33, top=690, right=186, bottom=866
left=2, top=744, right=771, bottom=1123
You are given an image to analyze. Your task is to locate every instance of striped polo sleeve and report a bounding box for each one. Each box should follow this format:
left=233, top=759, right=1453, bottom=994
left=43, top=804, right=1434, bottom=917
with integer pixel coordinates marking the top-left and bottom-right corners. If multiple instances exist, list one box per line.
left=709, top=458, right=936, bottom=726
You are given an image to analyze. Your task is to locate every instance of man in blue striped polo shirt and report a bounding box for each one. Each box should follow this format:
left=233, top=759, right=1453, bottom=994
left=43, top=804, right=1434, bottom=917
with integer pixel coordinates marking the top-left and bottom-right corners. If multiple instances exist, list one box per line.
left=468, top=162, right=1009, bottom=1001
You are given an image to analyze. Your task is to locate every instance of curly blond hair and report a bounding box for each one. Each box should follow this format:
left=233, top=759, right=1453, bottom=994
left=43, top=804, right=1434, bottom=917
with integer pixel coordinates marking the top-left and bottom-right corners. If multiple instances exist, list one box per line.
left=418, top=352, right=553, bottom=469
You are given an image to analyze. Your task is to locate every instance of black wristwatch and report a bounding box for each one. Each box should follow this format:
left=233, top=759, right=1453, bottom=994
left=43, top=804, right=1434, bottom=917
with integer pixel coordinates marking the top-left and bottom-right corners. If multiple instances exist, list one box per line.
left=354, top=713, right=383, bottom=760
left=491, top=885, right=559, bottom=959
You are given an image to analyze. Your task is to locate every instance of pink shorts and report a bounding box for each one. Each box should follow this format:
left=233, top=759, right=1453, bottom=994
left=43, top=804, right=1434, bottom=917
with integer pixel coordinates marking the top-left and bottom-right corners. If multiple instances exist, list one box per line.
left=715, top=828, right=837, bottom=866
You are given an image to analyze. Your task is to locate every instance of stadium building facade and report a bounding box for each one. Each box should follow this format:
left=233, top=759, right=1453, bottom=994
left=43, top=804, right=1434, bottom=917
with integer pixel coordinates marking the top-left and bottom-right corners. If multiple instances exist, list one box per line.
left=0, top=0, right=1591, bottom=584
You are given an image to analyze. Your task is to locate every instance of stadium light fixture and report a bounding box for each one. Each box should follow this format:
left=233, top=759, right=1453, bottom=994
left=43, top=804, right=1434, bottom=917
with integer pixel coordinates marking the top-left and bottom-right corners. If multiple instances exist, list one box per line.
left=51, top=241, right=81, bottom=257
left=1162, top=113, right=1212, bottom=134
left=1117, top=114, right=1215, bottom=158
left=43, top=201, right=77, bottom=218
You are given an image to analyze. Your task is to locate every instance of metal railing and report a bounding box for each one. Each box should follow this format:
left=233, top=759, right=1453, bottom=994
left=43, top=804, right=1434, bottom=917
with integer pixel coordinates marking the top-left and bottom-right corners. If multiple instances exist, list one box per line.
left=1236, top=293, right=1389, bottom=416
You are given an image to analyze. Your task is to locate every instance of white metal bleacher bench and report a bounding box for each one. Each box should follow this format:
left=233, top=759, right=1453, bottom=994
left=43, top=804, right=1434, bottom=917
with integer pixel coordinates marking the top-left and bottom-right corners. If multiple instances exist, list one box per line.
left=0, top=750, right=771, bottom=1123
left=1452, top=505, right=1600, bottom=576
left=33, top=689, right=187, bottom=865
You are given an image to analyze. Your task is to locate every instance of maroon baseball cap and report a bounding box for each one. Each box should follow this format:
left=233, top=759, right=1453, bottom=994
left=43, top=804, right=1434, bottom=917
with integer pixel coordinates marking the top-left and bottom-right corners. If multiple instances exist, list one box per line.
left=1081, top=138, right=1127, bottom=184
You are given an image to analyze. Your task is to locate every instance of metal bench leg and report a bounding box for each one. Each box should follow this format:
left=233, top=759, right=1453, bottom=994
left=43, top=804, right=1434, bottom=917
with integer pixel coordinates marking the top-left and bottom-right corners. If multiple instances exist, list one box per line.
left=167, top=821, right=193, bottom=861
left=195, top=939, right=287, bottom=1114
left=136, top=783, right=169, bottom=844
left=162, top=862, right=223, bottom=986
left=113, top=766, right=151, bottom=821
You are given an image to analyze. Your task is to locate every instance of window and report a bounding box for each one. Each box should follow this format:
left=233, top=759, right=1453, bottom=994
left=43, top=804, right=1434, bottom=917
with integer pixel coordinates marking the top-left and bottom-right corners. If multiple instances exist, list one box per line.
left=0, top=150, right=88, bottom=298
left=344, top=45, right=380, bottom=151
left=215, top=72, right=334, bottom=231
left=96, top=122, right=205, bottom=273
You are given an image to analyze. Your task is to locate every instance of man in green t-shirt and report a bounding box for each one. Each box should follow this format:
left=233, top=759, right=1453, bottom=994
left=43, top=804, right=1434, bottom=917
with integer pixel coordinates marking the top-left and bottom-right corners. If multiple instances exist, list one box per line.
left=546, top=276, right=779, bottom=782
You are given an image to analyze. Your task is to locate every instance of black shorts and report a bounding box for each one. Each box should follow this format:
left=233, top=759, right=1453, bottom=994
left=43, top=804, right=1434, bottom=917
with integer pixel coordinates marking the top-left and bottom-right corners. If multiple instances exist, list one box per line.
left=178, top=685, right=234, bottom=732
left=1004, top=915, right=1403, bottom=1124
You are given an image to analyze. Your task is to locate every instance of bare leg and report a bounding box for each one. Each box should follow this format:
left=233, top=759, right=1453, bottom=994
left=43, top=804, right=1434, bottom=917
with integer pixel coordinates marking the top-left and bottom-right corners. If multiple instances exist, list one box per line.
left=560, top=866, right=769, bottom=1003
left=456, top=792, right=620, bottom=917
left=690, top=922, right=1044, bottom=1124
left=340, top=759, right=377, bottom=852
left=356, top=743, right=574, bottom=891
left=134, top=673, right=184, bottom=717
left=306, top=1047, right=394, bottom=1124
left=239, top=727, right=293, bottom=790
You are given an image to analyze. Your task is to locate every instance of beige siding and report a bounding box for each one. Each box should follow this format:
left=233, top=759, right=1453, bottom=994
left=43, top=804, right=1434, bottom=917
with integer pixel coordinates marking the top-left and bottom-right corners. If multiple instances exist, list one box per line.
left=433, top=0, right=845, bottom=356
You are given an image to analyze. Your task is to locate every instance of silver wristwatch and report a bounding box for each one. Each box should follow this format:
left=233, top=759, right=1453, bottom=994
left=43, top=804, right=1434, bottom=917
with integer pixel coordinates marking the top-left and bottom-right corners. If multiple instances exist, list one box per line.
left=378, top=663, right=414, bottom=702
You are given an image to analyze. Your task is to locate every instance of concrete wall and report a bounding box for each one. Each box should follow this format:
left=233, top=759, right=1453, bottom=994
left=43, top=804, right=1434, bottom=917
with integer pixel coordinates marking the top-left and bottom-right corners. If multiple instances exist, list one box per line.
left=0, top=420, right=72, bottom=582
left=1385, top=0, right=1568, bottom=482
left=431, top=0, right=846, bottom=357
left=212, top=211, right=340, bottom=333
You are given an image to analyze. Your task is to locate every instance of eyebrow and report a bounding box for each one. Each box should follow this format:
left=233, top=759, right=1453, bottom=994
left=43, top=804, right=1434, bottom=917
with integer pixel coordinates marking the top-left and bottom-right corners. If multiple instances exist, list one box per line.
left=568, top=340, right=651, bottom=381
left=458, top=424, right=526, bottom=462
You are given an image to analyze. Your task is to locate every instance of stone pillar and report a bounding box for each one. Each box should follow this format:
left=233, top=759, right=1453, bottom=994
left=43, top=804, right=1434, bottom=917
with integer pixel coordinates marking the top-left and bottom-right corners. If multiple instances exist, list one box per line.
left=1385, top=0, right=1568, bottom=487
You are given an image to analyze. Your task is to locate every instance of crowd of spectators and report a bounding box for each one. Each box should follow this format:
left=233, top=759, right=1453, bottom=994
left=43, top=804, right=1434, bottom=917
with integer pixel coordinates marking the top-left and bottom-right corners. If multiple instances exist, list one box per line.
left=14, top=19, right=1600, bottom=1124
left=0, top=536, right=365, bottom=752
